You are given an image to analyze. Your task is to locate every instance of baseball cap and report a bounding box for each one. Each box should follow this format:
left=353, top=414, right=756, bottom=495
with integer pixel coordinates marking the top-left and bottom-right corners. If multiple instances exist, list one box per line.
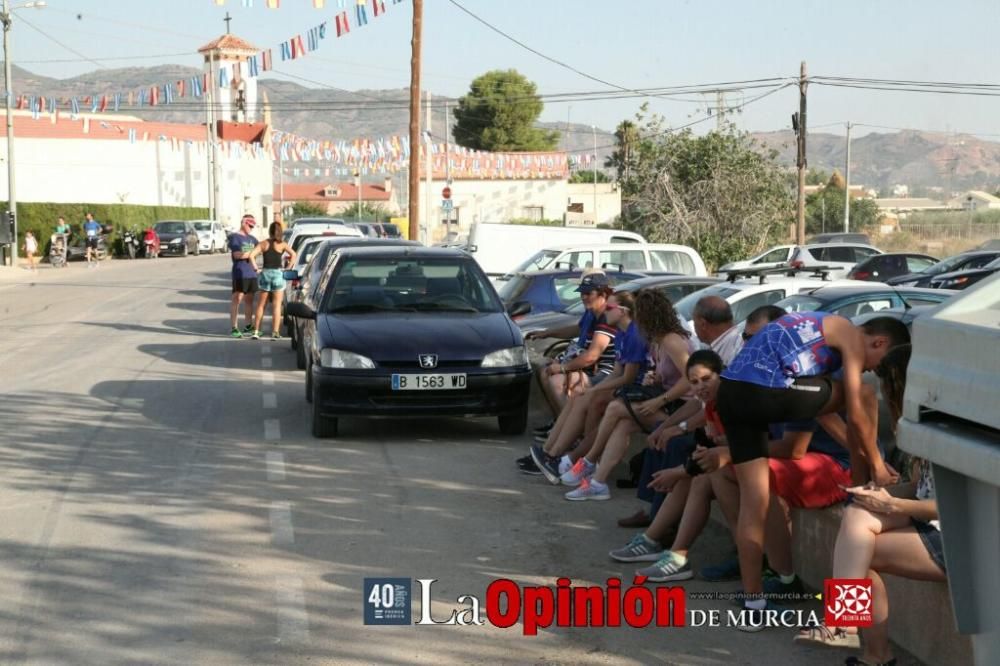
left=575, top=272, right=610, bottom=293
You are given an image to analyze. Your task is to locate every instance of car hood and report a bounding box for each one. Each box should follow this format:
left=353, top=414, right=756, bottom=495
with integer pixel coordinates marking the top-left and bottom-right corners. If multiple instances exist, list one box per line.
left=319, top=311, right=518, bottom=363
left=516, top=309, right=577, bottom=332
left=156, top=231, right=185, bottom=241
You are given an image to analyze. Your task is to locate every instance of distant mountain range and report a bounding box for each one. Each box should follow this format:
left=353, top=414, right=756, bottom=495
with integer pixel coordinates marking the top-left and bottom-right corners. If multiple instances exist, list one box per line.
left=9, top=63, right=1000, bottom=192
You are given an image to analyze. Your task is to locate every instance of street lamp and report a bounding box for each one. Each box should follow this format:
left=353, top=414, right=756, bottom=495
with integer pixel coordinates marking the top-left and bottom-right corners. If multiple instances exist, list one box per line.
left=354, top=169, right=361, bottom=223
left=2, top=0, right=46, bottom=267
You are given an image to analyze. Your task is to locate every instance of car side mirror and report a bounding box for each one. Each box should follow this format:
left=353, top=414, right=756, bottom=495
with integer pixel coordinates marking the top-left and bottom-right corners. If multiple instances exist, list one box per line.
left=468, top=244, right=478, bottom=253
left=282, top=270, right=300, bottom=281
left=285, top=302, right=316, bottom=320
left=508, top=301, right=532, bottom=317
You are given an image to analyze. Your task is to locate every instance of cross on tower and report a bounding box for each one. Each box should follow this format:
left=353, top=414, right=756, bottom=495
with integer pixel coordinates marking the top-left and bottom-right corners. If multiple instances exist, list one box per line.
left=224, top=11, right=232, bottom=34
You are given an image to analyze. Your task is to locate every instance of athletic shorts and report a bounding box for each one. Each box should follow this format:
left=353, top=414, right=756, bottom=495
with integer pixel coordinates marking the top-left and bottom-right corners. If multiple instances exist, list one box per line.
left=232, top=277, right=259, bottom=294
left=258, top=268, right=286, bottom=292
left=86, top=236, right=99, bottom=249
left=769, top=453, right=851, bottom=508
left=717, top=377, right=833, bottom=464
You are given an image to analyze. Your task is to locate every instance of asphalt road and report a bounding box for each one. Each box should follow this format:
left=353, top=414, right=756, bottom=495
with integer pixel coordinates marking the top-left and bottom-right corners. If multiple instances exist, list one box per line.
left=0, top=257, right=923, bottom=665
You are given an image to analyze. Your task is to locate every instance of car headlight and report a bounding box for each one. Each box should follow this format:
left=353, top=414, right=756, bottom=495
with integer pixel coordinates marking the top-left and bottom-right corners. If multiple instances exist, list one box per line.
left=170, top=238, right=182, bottom=244
left=482, top=346, right=528, bottom=368
left=320, top=348, right=376, bottom=369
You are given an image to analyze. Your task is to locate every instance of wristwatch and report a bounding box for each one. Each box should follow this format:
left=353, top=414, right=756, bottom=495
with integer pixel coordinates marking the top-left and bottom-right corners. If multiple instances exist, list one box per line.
left=678, top=421, right=689, bottom=434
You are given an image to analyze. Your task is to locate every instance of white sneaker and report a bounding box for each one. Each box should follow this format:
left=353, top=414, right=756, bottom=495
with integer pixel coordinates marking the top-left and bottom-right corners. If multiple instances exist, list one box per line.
left=560, top=458, right=595, bottom=486
left=558, top=455, right=573, bottom=476
left=564, top=478, right=610, bottom=501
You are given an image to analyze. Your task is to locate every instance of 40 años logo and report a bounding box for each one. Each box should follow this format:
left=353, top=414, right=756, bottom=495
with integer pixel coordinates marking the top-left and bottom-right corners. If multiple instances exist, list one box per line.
left=364, top=576, right=686, bottom=634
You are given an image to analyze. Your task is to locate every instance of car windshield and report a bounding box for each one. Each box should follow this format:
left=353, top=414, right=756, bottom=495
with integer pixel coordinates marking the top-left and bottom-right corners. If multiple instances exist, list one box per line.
left=154, top=222, right=185, bottom=234
left=382, top=223, right=401, bottom=236
left=497, top=275, right=532, bottom=303
left=297, top=242, right=324, bottom=267
left=774, top=294, right=825, bottom=312
left=512, top=250, right=561, bottom=273
left=192, top=222, right=212, bottom=231
left=985, top=257, right=1000, bottom=269
left=323, top=257, right=502, bottom=313
left=924, top=254, right=985, bottom=276
left=673, top=285, right=740, bottom=320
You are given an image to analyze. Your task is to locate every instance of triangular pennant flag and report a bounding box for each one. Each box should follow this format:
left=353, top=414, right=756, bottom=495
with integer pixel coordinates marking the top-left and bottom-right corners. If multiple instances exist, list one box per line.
left=355, top=0, right=368, bottom=26
left=373, top=0, right=386, bottom=16
left=335, top=12, right=350, bottom=35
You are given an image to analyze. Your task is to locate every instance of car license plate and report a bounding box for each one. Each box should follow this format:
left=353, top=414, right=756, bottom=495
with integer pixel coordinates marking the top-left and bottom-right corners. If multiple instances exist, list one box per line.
left=391, top=373, right=467, bottom=390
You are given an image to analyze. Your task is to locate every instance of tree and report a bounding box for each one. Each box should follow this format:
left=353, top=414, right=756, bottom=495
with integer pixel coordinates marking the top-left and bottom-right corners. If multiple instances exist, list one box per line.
left=569, top=170, right=611, bottom=184
left=606, top=120, right=640, bottom=187
left=805, top=185, right=882, bottom=234
left=453, top=70, right=559, bottom=152
left=618, top=109, right=793, bottom=271
left=291, top=201, right=326, bottom=217
left=805, top=168, right=829, bottom=186
left=340, top=202, right=389, bottom=222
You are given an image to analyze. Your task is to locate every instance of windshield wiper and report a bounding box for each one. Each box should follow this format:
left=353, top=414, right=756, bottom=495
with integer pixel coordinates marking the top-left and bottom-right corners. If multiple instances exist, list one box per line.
left=328, top=303, right=411, bottom=313
left=411, top=302, right=480, bottom=313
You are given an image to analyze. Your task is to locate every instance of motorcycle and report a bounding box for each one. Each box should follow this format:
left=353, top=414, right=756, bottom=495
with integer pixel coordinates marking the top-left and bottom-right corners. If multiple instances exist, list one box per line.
left=122, top=228, right=141, bottom=259
left=142, top=228, right=161, bottom=259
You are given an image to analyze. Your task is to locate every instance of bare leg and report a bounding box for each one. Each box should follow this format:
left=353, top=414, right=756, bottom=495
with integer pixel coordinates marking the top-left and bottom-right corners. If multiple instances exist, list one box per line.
left=733, top=458, right=771, bottom=597
left=230, top=293, right=243, bottom=328
left=667, top=474, right=715, bottom=557
left=710, top=467, right=740, bottom=533
left=646, top=476, right=691, bottom=539
left=582, top=400, right=630, bottom=464
left=546, top=391, right=593, bottom=457
left=764, top=494, right=794, bottom=577
left=833, top=504, right=914, bottom=580
left=572, top=392, right=615, bottom=461
left=253, top=292, right=268, bottom=332
left=270, top=292, right=282, bottom=335
left=591, top=419, right=640, bottom=484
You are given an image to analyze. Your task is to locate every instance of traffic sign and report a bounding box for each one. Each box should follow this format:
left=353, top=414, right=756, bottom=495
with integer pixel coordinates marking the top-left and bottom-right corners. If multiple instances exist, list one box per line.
left=442, top=186, right=452, bottom=200
left=441, top=199, right=454, bottom=211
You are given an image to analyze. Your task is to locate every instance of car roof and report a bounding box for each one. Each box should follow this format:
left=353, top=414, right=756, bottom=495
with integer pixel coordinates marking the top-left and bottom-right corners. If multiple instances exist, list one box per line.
left=619, top=275, right=722, bottom=289
left=538, top=242, right=691, bottom=251
left=802, top=242, right=880, bottom=249
left=292, top=217, right=346, bottom=223
left=511, top=267, right=644, bottom=278
left=783, top=284, right=950, bottom=301
left=331, top=246, right=472, bottom=259
left=861, top=252, right=937, bottom=259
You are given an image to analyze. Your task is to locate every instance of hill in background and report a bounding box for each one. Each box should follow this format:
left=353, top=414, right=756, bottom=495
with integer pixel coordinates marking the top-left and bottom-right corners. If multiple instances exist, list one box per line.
left=8, top=64, right=1000, bottom=192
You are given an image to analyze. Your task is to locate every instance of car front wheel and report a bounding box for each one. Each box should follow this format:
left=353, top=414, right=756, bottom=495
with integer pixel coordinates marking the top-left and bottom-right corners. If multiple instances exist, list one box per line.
left=311, top=385, right=338, bottom=438
left=498, top=404, right=528, bottom=435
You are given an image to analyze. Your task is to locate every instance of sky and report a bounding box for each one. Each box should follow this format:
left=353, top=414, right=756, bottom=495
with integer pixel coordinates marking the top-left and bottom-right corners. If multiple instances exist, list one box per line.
left=8, top=0, right=1000, bottom=139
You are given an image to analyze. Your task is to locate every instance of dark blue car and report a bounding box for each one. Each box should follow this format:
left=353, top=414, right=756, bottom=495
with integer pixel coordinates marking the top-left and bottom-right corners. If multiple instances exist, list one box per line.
left=497, top=267, right=647, bottom=319
left=287, top=246, right=532, bottom=438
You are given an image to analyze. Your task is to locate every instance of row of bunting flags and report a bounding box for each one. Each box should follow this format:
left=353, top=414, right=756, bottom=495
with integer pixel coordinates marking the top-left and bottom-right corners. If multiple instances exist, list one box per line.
left=13, top=0, right=406, bottom=117
left=213, top=1, right=392, bottom=11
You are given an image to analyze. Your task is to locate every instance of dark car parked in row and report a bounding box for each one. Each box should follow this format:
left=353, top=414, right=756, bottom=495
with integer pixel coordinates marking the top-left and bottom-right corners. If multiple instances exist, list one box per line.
left=287, top=246, right=532, bottom=438
left=885, top=250, right=1000, bottom=287
left=153, top=220, right=200, bottom=256
left=774, top=284, right=956, bottom=318
left=498, top=267, right=647, bottom=319
left=284, top=237, right=419, bottom=368
left=846, top=252, right=938, bottom=282
left=928, top=256, right=1000, bottom=291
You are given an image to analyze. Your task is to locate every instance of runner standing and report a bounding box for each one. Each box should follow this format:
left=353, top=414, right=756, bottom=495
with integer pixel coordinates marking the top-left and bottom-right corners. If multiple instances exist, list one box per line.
left=228, top=214, right=259, bottom=338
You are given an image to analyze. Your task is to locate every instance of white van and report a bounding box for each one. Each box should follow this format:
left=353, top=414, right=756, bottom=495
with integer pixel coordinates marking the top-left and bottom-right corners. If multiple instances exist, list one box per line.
left=504, top=243, right=708, bottom=279
left=466, top=222, right=645, bottom=276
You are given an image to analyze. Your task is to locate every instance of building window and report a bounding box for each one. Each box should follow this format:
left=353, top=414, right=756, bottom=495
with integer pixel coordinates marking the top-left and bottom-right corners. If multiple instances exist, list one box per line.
left=521, top=206, right=544, bottom=222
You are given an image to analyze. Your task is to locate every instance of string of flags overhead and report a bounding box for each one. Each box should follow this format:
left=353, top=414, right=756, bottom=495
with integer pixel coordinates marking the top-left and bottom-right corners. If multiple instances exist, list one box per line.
left=14, top=0, right=406, bottom=117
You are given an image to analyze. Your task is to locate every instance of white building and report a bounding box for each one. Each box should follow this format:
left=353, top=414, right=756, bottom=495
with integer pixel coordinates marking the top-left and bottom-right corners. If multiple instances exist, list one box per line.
left=949, top=190, right=1000, bottom=211
left=0, top=33, right=274, bottom=232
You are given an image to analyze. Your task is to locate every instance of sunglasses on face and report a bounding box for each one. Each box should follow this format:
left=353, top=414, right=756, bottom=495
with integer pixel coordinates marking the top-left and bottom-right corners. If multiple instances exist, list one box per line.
left=605, top=303, right=628, bottom=312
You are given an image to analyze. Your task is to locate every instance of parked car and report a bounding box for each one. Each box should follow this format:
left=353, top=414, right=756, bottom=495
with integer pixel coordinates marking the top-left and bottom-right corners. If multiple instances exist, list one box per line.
left=190, top=220, right=227, bottom=253
left=774, top=284, right=956, bottom=318
left=928, top=256, right=1000, bottom=290
left=349, top=222, right=382, bottom=238
left=377, top=222, right=403, bottom=239
left=788, top=243, right=883, bottom=278
left=153, top=220, right=200, bottom=256
left=886, top=250, right=1000, bottom=287
left=289, top=225, right=364, bottom=254
left=807, top=232, right=872, bottom=245
left=516, top=275, right=722, bottom=358
left=673, top=269, right=848, bottom=325
left=287, top=246, right=532, bottom=438
left=852, top=304, right=936, bottom=330
left=498, top=267, right=646, bottom=319
left=718, top=245, right=797, bottom=272
left=467, top=221, right=645, bottom=276
left=503, top=243, right=708, bottom=281
left=975, top=239, right=1000, bottom=250
left=846, top=252, right=939, bottom=282
left=284, top=237, right=420, bottom=368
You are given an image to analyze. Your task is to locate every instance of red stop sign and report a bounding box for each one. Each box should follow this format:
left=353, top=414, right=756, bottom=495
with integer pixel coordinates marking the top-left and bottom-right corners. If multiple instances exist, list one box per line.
left=442, top=186, right=452, bottom=200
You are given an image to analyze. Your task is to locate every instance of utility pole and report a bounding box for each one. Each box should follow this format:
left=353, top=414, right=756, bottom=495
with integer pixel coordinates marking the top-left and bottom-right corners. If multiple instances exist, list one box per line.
left=209, top=53, right=221, bottom=225
left=278, top=148, right=284, bottom=217
left=424, top=89, right=432, bottom=244
left=795, top=61, right=808, bottom=245
left=205, top=61, right=216, bottom=222
left=445, top=99, right=452, bottom=235
left=407, top=0, right=423, bottom=242
left=592, top=125, right=598, bottom=226
left=716, top=89, right=724, bottom=131
left=3, top=0, right=16, bottom=266
left=843, top=121, right=852, bottom=233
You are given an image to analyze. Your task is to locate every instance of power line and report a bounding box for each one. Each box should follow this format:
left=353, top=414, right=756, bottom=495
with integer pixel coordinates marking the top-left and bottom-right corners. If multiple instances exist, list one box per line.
left=15, top=14, right=107, bottom=70
left=15, top=52, right=197, bottom=65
